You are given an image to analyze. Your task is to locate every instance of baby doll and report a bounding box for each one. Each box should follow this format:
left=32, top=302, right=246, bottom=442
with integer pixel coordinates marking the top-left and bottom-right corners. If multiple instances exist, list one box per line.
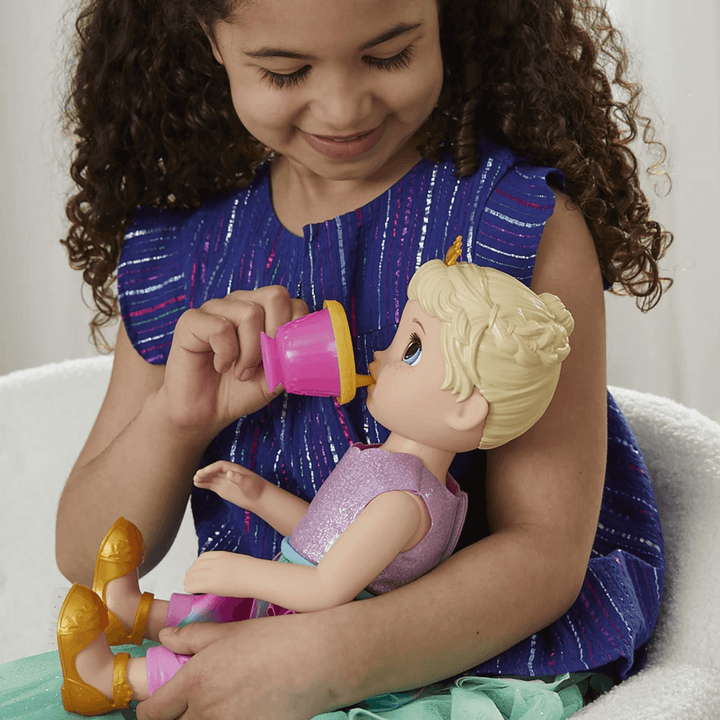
left=57, top=247, right=574, bottom=714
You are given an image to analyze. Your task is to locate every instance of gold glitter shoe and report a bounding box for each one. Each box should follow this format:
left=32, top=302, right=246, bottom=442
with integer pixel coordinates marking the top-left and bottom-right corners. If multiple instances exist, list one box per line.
left=58, top=584, right=133, bottom=715
left=92, top=517, right=154, bottom=646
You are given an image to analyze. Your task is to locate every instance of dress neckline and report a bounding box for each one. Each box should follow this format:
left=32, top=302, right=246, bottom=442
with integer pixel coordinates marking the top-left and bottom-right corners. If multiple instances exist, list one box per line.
left=256, top=155, right=433, bottom=239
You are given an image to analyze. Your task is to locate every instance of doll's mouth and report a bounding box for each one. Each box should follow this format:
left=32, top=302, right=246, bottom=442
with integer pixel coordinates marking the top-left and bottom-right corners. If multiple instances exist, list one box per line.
left=368, top=361, right=378, bottom=383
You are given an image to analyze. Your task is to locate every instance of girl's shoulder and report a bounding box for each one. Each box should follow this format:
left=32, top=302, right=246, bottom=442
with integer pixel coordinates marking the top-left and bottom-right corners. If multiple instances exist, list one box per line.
left=117, top=168, right=272, bottom=363
left=419, top=137, right=564, bottom=288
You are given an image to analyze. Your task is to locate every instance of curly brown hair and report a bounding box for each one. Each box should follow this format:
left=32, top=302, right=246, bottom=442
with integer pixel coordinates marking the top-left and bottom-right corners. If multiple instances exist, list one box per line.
left=62, top=0, right=673, bottom=346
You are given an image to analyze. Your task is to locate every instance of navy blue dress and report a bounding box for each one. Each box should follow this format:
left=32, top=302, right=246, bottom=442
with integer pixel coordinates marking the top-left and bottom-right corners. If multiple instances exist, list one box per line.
left=118, top=137, right=664, bottom=683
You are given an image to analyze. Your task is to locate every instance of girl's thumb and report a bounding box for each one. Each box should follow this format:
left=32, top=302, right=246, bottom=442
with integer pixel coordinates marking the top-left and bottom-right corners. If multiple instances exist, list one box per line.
left=158, top=622, right=222, bottom=654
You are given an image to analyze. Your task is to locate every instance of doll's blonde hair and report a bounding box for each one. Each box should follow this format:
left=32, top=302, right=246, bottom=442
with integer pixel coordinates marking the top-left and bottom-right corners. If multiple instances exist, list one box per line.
left=407, top=260, right=574, bottom=450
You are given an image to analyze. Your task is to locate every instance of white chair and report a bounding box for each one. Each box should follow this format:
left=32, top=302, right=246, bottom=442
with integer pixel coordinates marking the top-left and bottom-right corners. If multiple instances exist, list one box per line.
left=577, top=387, right=720, bottom=718
left=1, top=359, right=718, bottom=717
left=0, top=356, right=197, bottom=665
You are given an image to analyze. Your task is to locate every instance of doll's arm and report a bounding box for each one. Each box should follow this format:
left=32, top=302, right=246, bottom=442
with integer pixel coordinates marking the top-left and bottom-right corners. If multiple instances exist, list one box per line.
left=194, top=461, right=309, bottom=537
left=184, top=489, right=428, bottom=611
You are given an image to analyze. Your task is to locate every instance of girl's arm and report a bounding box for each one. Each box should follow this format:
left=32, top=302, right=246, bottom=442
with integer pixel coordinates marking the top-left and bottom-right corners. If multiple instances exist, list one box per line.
left=136, top=191, right=606, bottom=720
left=56, top=288, right=306, bottom=585
left=194, top=461, right=310, bottom=537
left=183, top=489, right=428, bottom=611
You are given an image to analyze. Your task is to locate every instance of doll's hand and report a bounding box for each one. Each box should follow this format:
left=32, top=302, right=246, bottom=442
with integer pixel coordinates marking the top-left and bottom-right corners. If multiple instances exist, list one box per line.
left=193, top=461, right=266, bottom=510
left=184, top=551, right=251, bottom=597
left=152, top=287, right=308, bottom=438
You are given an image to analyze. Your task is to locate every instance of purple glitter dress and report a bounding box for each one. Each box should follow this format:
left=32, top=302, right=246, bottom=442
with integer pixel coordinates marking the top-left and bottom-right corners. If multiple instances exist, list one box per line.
left=163, top=444, right=467, bottom=623
left=117, top=136, right=665, bottom=683
left=289, top=443, right=467, bottom=595
left=143, top=444, right=467, bottom=694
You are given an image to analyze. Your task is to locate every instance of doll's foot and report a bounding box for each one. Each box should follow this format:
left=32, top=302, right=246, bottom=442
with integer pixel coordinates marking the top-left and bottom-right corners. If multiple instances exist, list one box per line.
left=93, top=517, right=154, bottom=645
left=58, top=584, right=134, bottom=715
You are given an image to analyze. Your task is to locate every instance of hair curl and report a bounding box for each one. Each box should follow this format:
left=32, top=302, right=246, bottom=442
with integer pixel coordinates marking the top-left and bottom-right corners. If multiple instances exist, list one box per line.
left=62, top=0, right=672, bottom=346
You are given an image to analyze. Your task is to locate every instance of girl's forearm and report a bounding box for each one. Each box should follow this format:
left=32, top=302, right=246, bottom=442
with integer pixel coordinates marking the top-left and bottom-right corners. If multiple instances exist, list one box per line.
left=56, top=393, right=211, bottom=585
left=305, top=527, right=585, bottom=710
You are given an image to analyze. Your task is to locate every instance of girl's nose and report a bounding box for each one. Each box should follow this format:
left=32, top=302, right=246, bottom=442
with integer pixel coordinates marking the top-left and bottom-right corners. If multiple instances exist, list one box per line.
left=311, top=74, right=373, bottom=131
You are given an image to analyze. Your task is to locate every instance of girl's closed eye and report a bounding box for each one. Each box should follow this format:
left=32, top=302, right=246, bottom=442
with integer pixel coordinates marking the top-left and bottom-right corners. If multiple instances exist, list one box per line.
left=364, top=44, right=416, bottom=72
left=402, top=333, right=422, bottom=366
left=259, top=45, right=416, bottom=90
left=259, top=65, right=311, bottom=89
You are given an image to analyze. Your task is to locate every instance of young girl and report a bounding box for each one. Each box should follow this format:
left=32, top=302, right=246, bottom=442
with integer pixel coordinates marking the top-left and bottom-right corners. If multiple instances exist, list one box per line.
left=56, top=0, right=669, bottom=718
left=57, top=259, right=575, bottom=714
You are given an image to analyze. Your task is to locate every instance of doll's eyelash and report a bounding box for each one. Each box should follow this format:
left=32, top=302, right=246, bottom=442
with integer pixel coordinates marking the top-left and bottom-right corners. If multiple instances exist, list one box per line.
left=402, top=332, right=422, bottom=366
left=259, top=45, right=416, bottom=89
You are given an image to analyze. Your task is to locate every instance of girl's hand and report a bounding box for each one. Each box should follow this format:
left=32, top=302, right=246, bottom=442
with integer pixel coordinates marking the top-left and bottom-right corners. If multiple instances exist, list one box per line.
left=136, top=616, right=333, bottom=720
left=193, top=461, right=267, bottom=509
left=152, top=287, right=307, bottom=438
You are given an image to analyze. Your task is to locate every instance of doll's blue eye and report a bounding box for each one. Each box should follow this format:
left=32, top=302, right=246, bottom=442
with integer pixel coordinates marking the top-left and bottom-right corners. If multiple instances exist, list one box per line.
left=402, top=334, right=422, bottom=366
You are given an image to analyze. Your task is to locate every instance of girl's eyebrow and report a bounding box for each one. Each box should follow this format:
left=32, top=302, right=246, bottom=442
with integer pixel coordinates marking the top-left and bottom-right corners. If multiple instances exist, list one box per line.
left=412, top=318, right=426, bottom=335
left=245, top=21, right=423, bottom=60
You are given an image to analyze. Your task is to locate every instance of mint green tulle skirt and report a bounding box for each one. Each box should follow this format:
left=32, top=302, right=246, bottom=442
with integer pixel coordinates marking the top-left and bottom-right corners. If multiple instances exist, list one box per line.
left=0, top=642, right=610, bottom=720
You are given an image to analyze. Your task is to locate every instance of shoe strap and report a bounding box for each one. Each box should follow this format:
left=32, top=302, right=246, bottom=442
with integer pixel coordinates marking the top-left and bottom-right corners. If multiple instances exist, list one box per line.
left=128, top=592, right=155, bottom=646
left=112, top=652, right=133, bottom=708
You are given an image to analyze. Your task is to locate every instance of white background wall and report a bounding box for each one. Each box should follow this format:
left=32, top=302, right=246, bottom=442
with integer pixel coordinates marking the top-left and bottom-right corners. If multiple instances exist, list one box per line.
left=1, top=0, right=719, bottom=423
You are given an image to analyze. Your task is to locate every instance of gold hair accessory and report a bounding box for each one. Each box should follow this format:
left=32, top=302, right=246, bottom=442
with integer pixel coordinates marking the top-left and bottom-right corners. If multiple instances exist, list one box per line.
left=444, top=236, right=463, bottom=267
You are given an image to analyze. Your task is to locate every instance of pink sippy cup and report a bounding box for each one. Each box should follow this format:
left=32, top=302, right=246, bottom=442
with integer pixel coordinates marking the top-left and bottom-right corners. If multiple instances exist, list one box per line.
left=261, top=300, right=373, bottom=404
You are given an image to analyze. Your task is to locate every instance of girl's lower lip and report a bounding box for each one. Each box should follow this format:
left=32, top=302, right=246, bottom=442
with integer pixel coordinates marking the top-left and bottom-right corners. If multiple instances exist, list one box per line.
left=303, top=124, right=385, bottom=160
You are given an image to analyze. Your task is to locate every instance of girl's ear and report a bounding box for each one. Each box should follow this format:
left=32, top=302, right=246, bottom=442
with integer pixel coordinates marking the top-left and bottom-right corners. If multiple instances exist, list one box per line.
left=200, top=21, right=225, bottom=66
left=445, top=388, right=489, bottom=434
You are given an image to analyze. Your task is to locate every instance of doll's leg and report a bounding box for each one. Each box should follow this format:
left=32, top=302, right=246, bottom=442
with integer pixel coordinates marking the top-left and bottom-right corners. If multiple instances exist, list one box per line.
left=146, top=646, right=191, bottom=695
left=166, top=592, right=255, bottom=626
left=72, top=611, right=152, bottom=703
left=104, top=572, right=170, bottom=641
left=107, top=582, right=252, bottom=640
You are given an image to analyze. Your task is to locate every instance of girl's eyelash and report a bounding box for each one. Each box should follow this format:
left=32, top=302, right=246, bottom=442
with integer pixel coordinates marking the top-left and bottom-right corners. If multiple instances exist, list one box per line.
left=364, top=44, right=416, bottom=72
left=259, top=44, right=416, bottom=89
left=260, top=66, right=311, bottom=89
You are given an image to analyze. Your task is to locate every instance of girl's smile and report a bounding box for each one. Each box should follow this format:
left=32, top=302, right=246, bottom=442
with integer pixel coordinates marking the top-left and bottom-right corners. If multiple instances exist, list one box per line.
left=302, top=122, right=386, bottom=160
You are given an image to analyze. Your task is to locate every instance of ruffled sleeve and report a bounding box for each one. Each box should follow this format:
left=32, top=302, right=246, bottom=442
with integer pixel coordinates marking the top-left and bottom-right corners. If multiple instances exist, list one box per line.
left=117, top=206, right=192, bottom=364
left=466, top=138, right=564, bottom=287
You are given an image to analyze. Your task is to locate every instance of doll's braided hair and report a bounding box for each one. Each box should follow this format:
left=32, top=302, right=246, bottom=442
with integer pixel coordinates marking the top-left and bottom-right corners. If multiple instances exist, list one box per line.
left=62, top=0, right=672, bottom=346
left=408, top=259, right=574, bottom=449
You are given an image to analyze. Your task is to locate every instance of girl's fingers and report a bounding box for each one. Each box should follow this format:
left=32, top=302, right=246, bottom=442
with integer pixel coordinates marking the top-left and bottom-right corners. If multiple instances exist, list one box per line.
left=202, top=286, right=302, bottom=380
left=290, top=296, right=310, bottom=322
left=174, top=308, right=242, bottom=377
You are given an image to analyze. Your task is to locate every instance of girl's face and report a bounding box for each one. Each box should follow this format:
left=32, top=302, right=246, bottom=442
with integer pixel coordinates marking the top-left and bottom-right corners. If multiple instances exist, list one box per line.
left=208, top=0, right=442, bottom=183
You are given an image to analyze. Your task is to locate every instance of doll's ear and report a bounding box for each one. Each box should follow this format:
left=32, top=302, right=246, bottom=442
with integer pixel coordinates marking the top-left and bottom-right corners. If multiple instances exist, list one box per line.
left=445, top=389, right=489, bottom=434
